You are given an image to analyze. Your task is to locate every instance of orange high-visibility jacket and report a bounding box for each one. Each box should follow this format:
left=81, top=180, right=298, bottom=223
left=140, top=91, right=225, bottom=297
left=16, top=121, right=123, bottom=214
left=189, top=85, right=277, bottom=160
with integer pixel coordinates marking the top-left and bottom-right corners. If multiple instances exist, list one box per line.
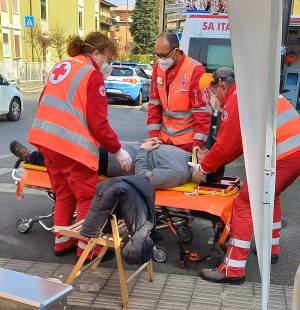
left=201, top=87, right=300, bottom=172
left=277, top=95, right=300, bottom=159
left=28, top=55, right=100, bottom=171
left=156, top=57, right=199, bottom=146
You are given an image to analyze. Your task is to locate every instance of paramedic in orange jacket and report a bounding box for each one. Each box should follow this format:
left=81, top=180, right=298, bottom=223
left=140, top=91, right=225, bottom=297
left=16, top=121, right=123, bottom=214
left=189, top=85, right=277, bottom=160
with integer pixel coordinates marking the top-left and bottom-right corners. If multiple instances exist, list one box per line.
left=193, top=67, right=300, bottom=283
left=28, top=32, right=132, bottom=259
left=147, top=32, right=211, bottom=153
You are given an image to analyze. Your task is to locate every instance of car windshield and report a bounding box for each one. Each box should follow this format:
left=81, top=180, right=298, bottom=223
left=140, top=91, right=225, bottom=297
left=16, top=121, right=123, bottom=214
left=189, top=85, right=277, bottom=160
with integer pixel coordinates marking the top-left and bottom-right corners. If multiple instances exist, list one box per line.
left=139, top=64, right=151, bottom=70
left=111, top=68, right=134, bottom=77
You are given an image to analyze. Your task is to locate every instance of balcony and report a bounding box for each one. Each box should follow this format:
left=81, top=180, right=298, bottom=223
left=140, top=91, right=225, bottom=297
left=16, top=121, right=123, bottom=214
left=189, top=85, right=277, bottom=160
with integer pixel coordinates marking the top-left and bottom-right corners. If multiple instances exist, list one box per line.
left=100, top=14, right=113, bottom=26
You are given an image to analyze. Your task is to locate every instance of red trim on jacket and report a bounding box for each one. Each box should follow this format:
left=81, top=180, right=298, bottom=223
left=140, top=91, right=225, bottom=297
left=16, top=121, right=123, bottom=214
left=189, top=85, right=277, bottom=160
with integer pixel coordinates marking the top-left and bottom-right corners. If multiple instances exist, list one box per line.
left=85, top=55, right=121, bottom=154
left=201, top=84, right=243, bottom=172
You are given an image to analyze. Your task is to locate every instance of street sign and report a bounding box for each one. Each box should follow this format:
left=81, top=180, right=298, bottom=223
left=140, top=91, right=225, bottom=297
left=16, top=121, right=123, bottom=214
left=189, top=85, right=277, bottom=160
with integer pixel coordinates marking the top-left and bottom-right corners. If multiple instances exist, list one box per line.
left=25, top=16, right=35, bottom=28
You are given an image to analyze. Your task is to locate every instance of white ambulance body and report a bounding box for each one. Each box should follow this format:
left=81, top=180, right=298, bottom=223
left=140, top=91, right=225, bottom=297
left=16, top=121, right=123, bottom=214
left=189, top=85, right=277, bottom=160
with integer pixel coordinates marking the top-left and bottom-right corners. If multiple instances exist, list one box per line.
left=180, top=12, right=300, bottom=108
left=282, top=16, right=300, bottom=107
left=180, top=12, right=233, bottom=73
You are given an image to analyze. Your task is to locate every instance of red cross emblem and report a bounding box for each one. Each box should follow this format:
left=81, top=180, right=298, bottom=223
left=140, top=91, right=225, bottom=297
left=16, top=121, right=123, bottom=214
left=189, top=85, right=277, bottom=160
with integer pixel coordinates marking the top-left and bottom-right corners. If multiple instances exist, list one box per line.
left=49, top=62, right=71, bottom=85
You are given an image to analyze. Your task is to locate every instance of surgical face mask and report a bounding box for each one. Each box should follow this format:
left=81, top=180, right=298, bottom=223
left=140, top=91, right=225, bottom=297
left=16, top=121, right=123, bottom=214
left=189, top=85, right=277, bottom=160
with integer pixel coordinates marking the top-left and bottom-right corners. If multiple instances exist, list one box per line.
left=159, top=58, right=174, bottom=71
left=101, top=62, right=113, bottom=78
left=210, top=94, right=221, bottom=111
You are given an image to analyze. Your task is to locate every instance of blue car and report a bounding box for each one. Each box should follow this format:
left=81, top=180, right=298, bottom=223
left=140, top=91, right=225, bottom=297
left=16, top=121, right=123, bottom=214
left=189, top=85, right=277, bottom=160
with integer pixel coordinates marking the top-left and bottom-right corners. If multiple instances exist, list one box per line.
left=105, top=65, right=151, bottom=106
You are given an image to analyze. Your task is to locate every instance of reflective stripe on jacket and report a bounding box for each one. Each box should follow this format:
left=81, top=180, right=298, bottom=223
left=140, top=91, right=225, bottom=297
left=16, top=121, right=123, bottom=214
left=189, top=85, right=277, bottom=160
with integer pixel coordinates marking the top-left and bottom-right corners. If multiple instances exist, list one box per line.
left=156, top=57, right=199, bottom=146
left=276, top=96, right=300, bottom=160
left=28, top=55, right=100, bottom=171
left=201, top=85, right=300, bottom=172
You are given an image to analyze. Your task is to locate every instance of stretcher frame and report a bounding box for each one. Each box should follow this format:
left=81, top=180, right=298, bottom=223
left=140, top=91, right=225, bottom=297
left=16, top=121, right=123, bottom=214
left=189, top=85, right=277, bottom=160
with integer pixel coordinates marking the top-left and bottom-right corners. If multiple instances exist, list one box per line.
left=12, top=161, right=240, bottom=250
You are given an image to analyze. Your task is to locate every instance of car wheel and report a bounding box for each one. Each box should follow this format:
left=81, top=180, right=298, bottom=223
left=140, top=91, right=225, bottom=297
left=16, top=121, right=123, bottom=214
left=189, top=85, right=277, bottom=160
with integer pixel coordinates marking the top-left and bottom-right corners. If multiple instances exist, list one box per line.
left=7, top=97, right=21, bottom=121
left=133, top=90, right=143, bottom=106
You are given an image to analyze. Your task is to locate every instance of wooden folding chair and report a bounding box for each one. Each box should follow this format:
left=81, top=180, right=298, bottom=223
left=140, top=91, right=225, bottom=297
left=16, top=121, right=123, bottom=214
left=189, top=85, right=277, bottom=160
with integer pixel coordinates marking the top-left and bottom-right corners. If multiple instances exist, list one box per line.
left=58, top=214, right=154, bottom=309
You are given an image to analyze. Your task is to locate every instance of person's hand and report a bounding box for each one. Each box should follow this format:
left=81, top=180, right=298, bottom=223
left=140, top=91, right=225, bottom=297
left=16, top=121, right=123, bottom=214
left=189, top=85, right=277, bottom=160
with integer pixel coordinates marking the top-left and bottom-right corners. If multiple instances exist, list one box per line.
left=188, top=162, right=207, bottom=183
left=140, top=140, right=161, bottom=151
left=145, top=137, right=163, bottom=144
left=114, top=148, right=132, bottom=172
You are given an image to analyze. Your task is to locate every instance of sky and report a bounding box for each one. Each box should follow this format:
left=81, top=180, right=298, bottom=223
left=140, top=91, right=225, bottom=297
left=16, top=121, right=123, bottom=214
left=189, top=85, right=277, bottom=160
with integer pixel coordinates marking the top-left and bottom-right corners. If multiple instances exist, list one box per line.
left=110, top=0, right=136, bottom=5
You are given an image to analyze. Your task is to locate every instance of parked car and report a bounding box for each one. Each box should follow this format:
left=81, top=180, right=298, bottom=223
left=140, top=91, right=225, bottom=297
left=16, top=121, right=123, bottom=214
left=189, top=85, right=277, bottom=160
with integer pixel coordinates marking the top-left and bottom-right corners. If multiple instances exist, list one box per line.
left=112, top=61, right=137, bottom=67
left=0, top=74, right=23, bottom=121
left=138, top=64, right=153, bottom=78
left=105, top=65, right=151, bottom=106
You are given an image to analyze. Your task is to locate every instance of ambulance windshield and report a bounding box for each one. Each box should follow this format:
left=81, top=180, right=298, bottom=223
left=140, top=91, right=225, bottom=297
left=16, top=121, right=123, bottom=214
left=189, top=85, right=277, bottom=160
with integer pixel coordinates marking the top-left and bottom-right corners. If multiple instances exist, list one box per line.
left=188, top=37, right=233, bottom=72
left=207, top=45, right=234, bottom=70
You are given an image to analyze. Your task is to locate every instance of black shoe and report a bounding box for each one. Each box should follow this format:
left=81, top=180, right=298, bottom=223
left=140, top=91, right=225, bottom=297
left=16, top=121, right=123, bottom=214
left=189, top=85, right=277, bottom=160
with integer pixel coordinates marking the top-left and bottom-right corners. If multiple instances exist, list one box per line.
left=271, top=254, right=279, bottom=264
left=200, top=268, right=245, bottom=284
left=54, top=246, right=77, bottom=257
left=9, top=140, right=32, bottom=162
left=252, top=248, right=279, bottom=264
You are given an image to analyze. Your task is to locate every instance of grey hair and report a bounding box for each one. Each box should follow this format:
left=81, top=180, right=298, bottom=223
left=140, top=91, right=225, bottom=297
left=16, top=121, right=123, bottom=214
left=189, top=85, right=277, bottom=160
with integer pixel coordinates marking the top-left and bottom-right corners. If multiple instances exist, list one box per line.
left=157, top=32, right=179, bottom=49
left=213, top=67, right=235, bottom=86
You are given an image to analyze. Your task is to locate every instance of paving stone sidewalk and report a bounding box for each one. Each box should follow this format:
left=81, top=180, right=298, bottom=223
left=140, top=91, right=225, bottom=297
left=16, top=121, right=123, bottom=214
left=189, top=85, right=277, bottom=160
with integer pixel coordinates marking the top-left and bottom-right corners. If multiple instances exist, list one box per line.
left=0, top=258, right=294, bottom=310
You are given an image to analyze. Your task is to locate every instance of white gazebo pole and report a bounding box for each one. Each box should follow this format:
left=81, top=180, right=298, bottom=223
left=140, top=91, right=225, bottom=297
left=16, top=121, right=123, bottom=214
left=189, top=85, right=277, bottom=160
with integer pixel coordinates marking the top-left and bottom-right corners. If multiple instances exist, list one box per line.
left=227, top=1, right=282, bottom=309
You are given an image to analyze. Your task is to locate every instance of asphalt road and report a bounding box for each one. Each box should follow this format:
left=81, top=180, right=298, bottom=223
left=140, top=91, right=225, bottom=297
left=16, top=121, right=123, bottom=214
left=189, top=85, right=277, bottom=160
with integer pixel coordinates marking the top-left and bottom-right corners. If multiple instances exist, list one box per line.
left=0, top=96, right=299, bottom=285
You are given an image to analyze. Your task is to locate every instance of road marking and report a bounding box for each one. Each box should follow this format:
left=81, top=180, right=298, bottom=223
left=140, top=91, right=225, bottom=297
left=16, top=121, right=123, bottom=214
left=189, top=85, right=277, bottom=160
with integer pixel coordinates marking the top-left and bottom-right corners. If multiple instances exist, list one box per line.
left=110, top=104, right=140, bottom=109
left=0, top=154, right=13, bottom=160
left=21, top=88, right=43, bottom=93
left=0, top=182, right=45, bottom=196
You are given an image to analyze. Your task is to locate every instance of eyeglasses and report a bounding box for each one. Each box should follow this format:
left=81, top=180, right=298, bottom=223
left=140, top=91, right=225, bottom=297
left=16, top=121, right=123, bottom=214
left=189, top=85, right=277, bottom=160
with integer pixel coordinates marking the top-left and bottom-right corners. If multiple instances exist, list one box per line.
left=209, top=78, right=228, bottom=96
left=106, top=57, right=113, bottom=65
left=209, top=84, right=220, bottom=97
left=103, top=55, right=113, bottom=65
left=154, top=48, right=176, bottom=59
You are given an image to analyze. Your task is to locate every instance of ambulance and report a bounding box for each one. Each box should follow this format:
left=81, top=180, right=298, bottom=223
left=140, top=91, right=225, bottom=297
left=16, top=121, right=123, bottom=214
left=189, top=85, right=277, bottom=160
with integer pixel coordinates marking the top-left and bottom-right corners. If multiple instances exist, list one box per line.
left=180, top=11, right=300, bottom=108
left=180, top=12, right=232, bottom=73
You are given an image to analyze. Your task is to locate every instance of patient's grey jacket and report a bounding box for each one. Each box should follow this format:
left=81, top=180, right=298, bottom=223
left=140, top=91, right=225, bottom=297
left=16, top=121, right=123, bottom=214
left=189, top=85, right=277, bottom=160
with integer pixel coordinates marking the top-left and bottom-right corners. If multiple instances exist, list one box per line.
left=80, top=175, right=155, bottom=266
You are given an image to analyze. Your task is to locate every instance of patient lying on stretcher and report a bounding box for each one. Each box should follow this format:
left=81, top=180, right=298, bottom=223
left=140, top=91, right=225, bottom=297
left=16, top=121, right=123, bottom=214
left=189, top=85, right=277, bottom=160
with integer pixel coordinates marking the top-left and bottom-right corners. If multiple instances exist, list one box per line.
left=10, top=140, right=224, bottom=188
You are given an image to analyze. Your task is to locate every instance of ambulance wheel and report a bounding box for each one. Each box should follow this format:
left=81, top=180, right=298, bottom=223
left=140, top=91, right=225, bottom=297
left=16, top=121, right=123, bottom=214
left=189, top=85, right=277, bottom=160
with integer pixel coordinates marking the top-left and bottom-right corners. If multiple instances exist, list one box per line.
left=178, top=226, right=193, bottom=243
left=153, top=246, right=167, bottom=263
left=16, top=219, right=32, bottom=233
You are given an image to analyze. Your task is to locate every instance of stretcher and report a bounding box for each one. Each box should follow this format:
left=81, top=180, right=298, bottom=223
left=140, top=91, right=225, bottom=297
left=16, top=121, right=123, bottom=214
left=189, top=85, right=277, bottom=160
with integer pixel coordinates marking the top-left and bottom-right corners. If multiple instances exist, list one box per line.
left=12, top=160, right=241, bottom=265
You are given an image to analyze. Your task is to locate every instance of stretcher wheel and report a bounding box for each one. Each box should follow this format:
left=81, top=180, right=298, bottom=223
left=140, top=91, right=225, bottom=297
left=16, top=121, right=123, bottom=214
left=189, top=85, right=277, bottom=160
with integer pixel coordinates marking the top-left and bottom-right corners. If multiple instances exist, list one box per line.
left=178, top=226, right=193, bottom=243
left=153, top=246, right=167, bottom=263
left=16, top=219, right=32, bottom=233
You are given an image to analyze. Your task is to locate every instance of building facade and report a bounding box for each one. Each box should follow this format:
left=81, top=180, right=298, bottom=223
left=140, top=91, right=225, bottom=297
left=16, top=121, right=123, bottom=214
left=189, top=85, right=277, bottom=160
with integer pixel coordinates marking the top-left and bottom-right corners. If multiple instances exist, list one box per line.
left=0, top=0, right=22, bottom=62
left=293, top=0, right=300, bottom=15
left=100, top=0, right=116, bottom=37
left=0, top=0, right=115, bottom=80
left=111, top=4, right=134, bottom=58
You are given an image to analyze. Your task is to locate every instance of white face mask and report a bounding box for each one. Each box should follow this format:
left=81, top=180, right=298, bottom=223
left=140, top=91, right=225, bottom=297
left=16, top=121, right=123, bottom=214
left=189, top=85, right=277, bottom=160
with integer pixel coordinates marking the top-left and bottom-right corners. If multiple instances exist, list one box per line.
left=210, top=94, right=221, bottom=111
left=159, top=58, right=174, bottom=71
left=101, top=62, right=113, bottom=78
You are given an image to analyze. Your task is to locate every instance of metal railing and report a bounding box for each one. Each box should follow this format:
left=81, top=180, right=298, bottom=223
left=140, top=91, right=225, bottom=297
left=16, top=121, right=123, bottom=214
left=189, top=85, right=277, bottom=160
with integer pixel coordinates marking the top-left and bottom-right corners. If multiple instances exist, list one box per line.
left=100, top=14, right=113, bottom=26
left=0, top=60, right=53, bottom=82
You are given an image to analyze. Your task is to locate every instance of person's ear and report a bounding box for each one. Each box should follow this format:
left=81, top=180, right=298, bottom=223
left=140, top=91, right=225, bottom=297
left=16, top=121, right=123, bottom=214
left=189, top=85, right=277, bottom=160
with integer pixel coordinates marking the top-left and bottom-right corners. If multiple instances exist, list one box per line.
left=92, top=49, right=100, bottom=59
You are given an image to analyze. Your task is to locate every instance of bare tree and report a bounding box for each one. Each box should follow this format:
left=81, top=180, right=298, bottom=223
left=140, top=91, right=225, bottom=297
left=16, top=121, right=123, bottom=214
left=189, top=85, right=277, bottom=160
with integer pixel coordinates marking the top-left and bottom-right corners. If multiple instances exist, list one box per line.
left=25, top=25, right=51, bottom=62
left=24, top=25, right=51, bottom=83
left=50, top=23, right=67, bottom=61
